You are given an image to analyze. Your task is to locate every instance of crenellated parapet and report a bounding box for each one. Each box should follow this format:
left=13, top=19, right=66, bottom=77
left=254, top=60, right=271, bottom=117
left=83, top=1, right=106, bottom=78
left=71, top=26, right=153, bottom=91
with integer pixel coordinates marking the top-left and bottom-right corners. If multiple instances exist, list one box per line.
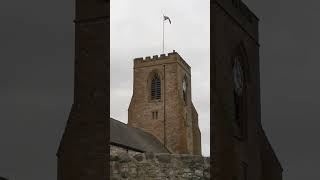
left=134, top=50, right=180, bottom=63
left=134, top=50, right=191, bottom=73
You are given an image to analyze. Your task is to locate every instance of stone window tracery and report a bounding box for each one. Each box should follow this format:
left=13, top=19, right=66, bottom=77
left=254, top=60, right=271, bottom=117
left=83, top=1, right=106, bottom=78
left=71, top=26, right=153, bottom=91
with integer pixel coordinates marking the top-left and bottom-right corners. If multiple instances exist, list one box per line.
left=151, top=73, right=161, bottom=100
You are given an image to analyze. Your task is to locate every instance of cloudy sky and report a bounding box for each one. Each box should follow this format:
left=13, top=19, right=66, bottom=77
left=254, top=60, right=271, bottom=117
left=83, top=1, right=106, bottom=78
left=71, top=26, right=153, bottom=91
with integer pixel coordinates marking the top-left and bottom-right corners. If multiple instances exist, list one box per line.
left=110, top=0, right=210, bottom=156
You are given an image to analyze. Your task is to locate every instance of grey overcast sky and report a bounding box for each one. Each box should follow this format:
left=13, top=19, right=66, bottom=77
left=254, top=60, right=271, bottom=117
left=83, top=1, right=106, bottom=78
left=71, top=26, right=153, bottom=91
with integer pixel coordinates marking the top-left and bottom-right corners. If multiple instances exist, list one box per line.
left=0, top=0, right=319, bottom=180
left=110, top=0, right=210, bottom=156
left=244, top=0, right=320, bottom=179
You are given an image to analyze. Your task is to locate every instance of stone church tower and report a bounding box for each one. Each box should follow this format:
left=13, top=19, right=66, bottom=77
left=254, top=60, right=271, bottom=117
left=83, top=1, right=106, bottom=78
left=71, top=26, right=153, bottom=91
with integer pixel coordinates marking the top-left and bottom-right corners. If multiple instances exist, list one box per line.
left=128, top=51, right=201, bottom=155
left=212, top=0, right=282, bottom=180
left=56, top=0, right=108, bottom=179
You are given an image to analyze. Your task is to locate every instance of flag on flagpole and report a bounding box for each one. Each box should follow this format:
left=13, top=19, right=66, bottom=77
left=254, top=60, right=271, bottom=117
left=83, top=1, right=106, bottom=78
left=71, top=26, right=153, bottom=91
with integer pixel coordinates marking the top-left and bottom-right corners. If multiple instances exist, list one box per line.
left=163, top=15, right=171, bottom=24
left=162, top=15, right=171, bottom=53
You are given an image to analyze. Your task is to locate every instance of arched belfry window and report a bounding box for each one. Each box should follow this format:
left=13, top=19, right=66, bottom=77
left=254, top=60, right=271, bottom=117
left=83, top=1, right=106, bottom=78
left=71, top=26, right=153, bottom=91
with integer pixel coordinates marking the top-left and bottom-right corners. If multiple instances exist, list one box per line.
left=151, top=73, right=161, bottom=100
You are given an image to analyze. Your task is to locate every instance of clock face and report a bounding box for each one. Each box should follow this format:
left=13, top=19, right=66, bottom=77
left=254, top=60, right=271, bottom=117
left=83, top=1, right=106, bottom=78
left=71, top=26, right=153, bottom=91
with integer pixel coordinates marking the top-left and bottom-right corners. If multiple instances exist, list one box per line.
left=233, top=57, right=244, bottom=95
left=182, top=78, right=187, bottom=92
left=182, top=77, right=187, bottom=102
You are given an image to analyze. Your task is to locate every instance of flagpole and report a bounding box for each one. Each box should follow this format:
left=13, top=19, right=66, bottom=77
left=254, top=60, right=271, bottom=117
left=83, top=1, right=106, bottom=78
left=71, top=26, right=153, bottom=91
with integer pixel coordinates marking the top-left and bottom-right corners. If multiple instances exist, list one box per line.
left=162, top=15, right=164, bottom=54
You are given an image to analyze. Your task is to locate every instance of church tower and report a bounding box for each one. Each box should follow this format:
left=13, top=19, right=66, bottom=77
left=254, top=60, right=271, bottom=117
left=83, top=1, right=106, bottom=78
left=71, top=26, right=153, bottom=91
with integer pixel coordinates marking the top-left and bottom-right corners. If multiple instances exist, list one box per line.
left=56, top=0, right=108, bottom=179
left=212, top=0, right=282, bottom=180
left=128, top=51, right=201, bottom=155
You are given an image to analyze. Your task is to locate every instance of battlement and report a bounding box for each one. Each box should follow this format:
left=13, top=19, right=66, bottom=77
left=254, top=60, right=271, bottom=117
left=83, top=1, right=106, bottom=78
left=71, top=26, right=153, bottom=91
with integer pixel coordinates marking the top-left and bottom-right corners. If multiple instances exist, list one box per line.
left=134, top=50, right=191, bottom=70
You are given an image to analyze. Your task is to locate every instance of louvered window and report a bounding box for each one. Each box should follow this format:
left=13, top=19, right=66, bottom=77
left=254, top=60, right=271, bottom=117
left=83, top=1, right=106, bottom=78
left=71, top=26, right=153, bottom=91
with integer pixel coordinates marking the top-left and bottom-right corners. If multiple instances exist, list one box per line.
left=151, top=74, right=161, bottom=100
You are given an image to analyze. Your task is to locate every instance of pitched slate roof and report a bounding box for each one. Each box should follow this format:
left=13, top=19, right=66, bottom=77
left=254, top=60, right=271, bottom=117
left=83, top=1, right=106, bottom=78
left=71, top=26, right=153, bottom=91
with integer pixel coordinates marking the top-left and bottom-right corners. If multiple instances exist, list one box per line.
left=110, top=118, right=169, bottom=153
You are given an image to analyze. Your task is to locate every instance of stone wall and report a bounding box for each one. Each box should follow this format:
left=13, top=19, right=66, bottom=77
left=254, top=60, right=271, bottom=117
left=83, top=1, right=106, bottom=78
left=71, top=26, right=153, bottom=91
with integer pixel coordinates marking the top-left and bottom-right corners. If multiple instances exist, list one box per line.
left=110, top=145, right=142, bottom=156
left=211, top=1, right=282, bottom=179
left=110, top=152, right=210, bottom=180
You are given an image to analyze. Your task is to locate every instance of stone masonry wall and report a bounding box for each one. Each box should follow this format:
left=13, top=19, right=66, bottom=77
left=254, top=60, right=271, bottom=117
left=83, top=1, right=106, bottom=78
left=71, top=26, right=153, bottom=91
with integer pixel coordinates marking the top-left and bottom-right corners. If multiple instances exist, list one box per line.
left=110, top=145, right=142, bottom=157
left=110, top=152, right=210, bottom=180
left=211, top=1, right=282, bottom=180
left=128, top=52, right=201, bottom=155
